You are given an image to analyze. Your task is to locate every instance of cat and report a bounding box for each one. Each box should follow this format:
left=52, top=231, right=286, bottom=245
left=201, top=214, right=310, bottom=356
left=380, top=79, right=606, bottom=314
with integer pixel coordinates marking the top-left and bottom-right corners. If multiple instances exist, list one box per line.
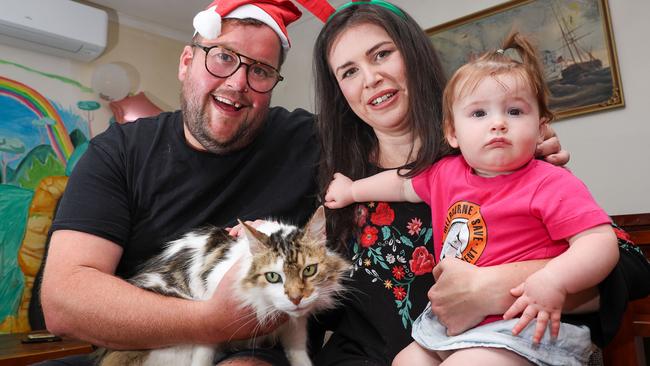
left=96, top=206, right=349, bottom=366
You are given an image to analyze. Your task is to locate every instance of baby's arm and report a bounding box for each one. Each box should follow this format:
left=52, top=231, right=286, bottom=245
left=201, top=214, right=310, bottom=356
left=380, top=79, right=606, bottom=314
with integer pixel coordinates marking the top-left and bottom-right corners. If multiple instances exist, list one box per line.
left=503, top=224, right=618, bottom=343
left=324, top=170, right=422, bottom=209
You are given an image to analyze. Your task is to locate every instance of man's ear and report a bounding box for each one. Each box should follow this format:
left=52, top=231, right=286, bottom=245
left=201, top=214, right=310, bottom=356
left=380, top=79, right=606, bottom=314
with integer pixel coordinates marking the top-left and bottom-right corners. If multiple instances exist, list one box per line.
left=444, top=119, right=459, bottom=148
left=178, top=45, right=194, bottom=82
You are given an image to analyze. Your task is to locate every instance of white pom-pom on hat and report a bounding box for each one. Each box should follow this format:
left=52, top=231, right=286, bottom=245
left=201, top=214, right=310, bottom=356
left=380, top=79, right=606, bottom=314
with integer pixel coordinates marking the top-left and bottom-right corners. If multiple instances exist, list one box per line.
left=192, top=0, right=302, bottom=51
left=193, top=5, right=222, bottom=40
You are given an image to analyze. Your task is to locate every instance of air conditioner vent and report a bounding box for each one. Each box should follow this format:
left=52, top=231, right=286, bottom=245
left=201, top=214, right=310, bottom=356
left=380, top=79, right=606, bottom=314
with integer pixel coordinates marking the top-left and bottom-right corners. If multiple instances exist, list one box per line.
left=0, top=0, right=108, bottom=62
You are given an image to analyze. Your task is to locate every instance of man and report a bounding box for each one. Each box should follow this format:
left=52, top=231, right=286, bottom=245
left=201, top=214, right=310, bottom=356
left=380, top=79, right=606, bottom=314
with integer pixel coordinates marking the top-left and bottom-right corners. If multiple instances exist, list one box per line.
left=40, top=1, right=315, bottom=365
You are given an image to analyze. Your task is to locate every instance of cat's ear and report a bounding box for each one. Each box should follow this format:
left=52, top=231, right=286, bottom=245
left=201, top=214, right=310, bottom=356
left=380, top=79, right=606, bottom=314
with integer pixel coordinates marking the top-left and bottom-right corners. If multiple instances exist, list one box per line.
left=302, top=206, right=327, bottom=246
left=239, top=219, right=268, bottom=253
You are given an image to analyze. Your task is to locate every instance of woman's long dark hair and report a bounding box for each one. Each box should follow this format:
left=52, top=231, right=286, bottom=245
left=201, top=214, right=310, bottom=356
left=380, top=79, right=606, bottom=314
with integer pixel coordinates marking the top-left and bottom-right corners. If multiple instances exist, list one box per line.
left=313, top=3, right=449, bottom=252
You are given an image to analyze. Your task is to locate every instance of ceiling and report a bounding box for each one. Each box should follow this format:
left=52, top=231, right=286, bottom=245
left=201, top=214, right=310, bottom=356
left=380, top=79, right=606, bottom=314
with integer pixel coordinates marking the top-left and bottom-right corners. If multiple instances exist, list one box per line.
left=82, top=0, right=347, bottom=41
left=84, top=0, right=207, bottom=37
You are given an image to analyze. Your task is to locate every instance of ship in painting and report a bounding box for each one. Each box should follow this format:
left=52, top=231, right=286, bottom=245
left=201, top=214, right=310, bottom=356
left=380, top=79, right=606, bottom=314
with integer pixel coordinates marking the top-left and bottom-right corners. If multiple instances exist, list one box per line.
left=550, top=1, right=602, bottom=83
left=544, top=0, right=614, bottom=112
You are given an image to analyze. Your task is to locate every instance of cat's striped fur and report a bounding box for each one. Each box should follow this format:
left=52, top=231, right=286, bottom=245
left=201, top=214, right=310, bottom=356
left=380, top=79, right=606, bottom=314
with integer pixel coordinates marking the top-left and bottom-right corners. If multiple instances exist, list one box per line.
left=97, top=206, right=349, bottom=366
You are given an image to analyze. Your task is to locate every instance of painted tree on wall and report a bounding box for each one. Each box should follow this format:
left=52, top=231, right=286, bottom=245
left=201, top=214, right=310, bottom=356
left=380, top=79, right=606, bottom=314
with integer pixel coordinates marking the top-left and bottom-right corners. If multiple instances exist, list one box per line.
left=0, top=137, right=25, bottom=184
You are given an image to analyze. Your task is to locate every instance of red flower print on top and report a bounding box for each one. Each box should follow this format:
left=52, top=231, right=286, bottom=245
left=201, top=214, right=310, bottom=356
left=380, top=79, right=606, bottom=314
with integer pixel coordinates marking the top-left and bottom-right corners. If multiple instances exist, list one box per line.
left=392, top=266, right=405, bottom=280
left=613, top=226, right=631, bottom=242
left=355, top=204, right=369, bottom=227
left=371, top=202, right=395, bottom=226
left=393, top=286, right=406, bottom=300
left=409, top=246, right=434, bottom=276
left=360, top=226, right=379, bottom=247
left=406, top=218, right=422, bottom=236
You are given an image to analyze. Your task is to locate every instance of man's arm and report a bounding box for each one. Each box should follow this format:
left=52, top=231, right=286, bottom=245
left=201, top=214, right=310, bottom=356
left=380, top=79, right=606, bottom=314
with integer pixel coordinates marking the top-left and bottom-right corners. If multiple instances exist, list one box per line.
left=41, top=230, right=276, bottom=349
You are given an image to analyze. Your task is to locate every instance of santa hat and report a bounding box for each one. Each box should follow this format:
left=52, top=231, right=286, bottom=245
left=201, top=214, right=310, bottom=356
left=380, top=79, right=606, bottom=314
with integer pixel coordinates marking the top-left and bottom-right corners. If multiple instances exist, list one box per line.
left=193, top=0, right=303, bottom=50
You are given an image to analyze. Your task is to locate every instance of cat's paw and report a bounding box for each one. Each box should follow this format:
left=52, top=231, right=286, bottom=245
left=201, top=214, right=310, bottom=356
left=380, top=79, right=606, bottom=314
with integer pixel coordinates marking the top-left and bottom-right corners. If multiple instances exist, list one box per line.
left=286, top=350, right=313, bottom=366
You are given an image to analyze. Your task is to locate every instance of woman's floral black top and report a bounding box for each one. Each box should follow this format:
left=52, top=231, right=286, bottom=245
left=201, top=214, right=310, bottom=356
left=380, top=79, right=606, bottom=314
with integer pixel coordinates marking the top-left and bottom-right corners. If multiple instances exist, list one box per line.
left=314, top=201, right=435, bottom=364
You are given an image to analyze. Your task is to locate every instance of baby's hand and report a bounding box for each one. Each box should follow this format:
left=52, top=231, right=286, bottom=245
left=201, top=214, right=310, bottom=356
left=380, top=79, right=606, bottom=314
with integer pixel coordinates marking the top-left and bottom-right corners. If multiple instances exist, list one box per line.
left=324, top=173, right=355, bottom=209
left=502, top=269, right=567, bottom=344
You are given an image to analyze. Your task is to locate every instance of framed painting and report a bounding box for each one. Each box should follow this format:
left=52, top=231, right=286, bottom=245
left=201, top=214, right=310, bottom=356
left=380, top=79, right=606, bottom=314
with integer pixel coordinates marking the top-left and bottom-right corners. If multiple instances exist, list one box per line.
left=425, top=0, right=624, bottom=120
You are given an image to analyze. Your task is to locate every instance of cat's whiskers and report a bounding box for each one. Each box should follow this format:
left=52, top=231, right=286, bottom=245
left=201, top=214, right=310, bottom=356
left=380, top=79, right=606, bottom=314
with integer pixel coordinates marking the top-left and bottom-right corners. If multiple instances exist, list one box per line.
left=326, top=275, right=363, bottom=302
left=222, top=309, right=261, bottom=340
left=222, top=303, right=283, bottom=344
left=226, top=314, right=262, bottom=344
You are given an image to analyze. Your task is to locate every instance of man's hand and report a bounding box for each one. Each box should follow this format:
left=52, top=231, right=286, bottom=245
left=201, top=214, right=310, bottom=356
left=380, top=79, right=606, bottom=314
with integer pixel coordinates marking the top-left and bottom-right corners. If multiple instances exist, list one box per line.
left=226, top=220, right=267, bottom=237
left=502, top=269, right=567, bottom=344
left=429, top=258, right=490, bottom=335
left=324, top=173, right=355, bottom=209
left=536, top=124, right=570, bottom=166
left=205, top=259, right=287, bottom=342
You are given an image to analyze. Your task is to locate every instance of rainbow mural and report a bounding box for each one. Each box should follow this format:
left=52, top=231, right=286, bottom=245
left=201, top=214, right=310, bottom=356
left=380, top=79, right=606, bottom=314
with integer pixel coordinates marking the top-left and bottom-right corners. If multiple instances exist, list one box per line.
left=0, top=76, right=74, bottom=166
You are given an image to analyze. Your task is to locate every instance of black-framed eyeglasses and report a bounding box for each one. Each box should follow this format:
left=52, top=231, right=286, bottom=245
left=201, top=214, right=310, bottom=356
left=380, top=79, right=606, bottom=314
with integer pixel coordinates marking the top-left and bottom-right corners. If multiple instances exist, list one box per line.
left=192, top=43, right=283, bottom=93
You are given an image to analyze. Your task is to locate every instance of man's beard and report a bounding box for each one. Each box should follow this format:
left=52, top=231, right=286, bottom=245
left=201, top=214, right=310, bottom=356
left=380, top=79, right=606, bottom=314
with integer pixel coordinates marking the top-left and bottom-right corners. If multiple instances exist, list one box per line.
left=180, top=85, right=257, bottom=155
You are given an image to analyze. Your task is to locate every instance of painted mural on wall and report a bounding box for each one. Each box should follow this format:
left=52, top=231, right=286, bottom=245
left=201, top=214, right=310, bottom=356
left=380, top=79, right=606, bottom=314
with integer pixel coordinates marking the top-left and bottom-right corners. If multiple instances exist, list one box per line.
left=0, top=56, right=108, bottom=333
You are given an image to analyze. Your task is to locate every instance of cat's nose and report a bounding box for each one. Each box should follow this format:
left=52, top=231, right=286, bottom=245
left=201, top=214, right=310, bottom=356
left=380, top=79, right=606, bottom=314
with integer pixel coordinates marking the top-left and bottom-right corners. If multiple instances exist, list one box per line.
left=290, top=296, right=302, bottom=305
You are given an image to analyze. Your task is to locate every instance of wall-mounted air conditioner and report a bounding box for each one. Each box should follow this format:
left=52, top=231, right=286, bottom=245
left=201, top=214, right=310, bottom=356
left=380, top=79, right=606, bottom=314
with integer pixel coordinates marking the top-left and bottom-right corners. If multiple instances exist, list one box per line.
left=0, top=0, right=108, bottom=62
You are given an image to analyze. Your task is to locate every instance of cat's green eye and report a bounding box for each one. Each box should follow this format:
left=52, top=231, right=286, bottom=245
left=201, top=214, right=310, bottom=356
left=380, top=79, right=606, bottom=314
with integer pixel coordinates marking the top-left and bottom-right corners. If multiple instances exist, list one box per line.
left=265, top=272, right=282, bottom=283
left=302, top=264, right=318, bottom=277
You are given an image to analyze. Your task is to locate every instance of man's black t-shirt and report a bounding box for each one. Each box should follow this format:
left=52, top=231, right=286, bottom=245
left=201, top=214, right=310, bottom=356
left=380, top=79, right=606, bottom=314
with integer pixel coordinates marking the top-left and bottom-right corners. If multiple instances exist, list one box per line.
left=52, top=108, right=319, bottom=278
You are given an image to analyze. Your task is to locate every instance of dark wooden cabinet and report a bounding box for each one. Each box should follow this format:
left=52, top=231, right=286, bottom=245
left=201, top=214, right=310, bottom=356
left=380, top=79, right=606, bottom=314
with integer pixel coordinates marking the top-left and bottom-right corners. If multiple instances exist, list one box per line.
left=603, top=213, right=650, bottom=366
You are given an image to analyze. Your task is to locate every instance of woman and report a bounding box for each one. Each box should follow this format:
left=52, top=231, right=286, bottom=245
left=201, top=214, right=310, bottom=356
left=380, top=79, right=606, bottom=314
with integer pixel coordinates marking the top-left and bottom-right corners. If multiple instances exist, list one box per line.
left=310, top=2, right=649, bottom=365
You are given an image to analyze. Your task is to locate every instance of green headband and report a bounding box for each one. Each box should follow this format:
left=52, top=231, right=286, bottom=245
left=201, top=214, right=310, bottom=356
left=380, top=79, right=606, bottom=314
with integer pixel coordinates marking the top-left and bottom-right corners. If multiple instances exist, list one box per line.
left=328, top=0, right=406, bottom=22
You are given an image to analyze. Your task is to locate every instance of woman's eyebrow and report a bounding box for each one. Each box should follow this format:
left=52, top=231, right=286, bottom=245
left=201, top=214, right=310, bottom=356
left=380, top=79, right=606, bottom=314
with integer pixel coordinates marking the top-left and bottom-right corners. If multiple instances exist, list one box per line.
left=334, top=41, right=394, bottom=74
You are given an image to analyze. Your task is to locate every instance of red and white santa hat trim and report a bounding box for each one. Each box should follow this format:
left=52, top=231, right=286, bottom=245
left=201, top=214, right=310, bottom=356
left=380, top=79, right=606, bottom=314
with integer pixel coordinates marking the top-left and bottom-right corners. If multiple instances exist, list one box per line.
left=193, top=0, right=303, bottom=51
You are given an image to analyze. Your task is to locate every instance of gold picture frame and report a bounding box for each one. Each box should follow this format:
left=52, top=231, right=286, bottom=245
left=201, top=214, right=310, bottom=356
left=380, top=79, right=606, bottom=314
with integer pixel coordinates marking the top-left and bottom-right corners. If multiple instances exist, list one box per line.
left=425, top=0, right=624, bottom=120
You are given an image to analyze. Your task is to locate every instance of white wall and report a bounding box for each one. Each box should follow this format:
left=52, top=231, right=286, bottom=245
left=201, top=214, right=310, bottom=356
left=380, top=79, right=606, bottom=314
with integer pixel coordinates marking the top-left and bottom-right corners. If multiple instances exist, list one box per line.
left=97, top=21, right=185, bottom=114
left=275, top=0, right=650, bottom=216
left=0, top=20, right=184, bottom=137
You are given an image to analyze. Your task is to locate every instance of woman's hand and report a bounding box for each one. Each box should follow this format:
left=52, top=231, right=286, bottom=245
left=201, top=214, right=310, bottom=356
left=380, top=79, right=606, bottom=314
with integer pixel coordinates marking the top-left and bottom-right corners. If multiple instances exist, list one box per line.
left=536, top=124, right=570, bottom=166
left=429, top=259, right=548, bottom=335
left=428, top=258, right=495, bottom=335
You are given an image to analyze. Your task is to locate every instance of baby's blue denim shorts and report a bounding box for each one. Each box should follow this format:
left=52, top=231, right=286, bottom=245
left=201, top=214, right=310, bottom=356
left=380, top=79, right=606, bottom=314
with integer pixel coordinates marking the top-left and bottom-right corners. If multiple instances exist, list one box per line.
left=412, top=303, right=594, bottom=366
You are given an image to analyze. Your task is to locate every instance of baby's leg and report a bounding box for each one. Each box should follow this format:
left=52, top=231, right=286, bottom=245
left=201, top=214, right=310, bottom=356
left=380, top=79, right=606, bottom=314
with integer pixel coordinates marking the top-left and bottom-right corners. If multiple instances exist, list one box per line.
left=441, top=347, right=533, bottom=366
left=392, top=341, right=442, bottom=366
